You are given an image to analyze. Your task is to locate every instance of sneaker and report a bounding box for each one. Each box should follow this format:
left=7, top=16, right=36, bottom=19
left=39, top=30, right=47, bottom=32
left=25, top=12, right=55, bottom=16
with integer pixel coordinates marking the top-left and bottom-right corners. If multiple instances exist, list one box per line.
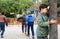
left=27, top=36, right=31, bottom=39
left=26, top=33, right=28, bottom=36
left=32, top=36, right=34, bottom=39
left=24, top=32, right=27, bottom=35
left=1, top=35, right=4, bottom=38
left=22, top=31, right=24, bottom=34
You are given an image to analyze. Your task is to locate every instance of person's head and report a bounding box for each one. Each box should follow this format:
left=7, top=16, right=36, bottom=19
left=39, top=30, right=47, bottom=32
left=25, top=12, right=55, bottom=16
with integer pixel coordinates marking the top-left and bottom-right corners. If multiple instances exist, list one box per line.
left=1, top=12, right=5, bottom=15
left=28, top=11, right=31, bottom=14
left=22, top=13, right=26, bottom=16
left=39, top=4, right=49, bottom=14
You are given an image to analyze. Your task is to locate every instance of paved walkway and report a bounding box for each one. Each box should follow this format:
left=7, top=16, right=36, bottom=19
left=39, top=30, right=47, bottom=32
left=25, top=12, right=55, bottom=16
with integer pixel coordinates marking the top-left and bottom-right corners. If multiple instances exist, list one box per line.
left=0, top=25, right=37, bottom=39
left=0, top=24, right=60, bottom=39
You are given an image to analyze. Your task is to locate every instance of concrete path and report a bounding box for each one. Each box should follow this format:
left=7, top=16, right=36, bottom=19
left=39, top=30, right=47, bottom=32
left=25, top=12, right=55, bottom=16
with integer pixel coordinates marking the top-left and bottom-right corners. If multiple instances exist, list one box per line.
left=0, top=24, right=60, bottom=39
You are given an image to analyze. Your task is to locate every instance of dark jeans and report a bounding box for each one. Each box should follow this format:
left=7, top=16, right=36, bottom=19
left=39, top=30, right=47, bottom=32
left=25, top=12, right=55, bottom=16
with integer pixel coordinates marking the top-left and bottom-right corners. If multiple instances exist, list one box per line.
left=28, top=22, right=34, bottom=36
left=22, top=22, right=27, bottom=32
left=0, top=22, right=5, bottom=36
left=37, top=36, right=48, bottom=39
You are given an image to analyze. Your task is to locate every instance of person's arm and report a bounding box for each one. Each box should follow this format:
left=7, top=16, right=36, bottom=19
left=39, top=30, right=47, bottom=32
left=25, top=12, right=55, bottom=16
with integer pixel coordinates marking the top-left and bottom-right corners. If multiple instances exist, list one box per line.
left=26, top=15, right=28, bottom=25
left=4, top=16, right=8, bottom=26
left=37, top=15, right=49, bottom=27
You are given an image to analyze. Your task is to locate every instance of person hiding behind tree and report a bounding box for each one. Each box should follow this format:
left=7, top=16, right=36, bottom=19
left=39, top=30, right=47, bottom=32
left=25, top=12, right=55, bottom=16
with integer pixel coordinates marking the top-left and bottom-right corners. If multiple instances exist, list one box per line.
left=0, top=12, right=8, bottom=38
left=36, top=4, right=57, bottom=39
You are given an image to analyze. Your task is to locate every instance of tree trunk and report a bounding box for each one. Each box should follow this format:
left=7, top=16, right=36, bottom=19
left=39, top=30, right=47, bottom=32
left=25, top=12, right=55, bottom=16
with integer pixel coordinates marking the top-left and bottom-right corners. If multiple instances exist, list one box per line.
left=49, top=0, right=58, bottom=39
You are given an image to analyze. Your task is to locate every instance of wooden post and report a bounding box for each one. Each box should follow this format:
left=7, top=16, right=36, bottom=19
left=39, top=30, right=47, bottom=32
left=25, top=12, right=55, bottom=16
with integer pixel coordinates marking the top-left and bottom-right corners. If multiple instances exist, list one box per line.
left=49, top=0, right=58, bottom=39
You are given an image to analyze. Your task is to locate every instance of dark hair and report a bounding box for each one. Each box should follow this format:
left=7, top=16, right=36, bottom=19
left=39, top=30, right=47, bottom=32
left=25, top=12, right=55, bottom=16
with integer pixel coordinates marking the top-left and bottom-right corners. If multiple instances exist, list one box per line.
left=39, top=4, right=48, bottom=11
left=1, top=12, right=5, bottom=15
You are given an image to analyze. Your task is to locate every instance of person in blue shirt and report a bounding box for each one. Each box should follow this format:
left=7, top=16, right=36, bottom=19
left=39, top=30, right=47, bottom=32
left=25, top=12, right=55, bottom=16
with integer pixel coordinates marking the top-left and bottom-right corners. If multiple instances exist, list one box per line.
left=26, top=11, right=34, bottom=39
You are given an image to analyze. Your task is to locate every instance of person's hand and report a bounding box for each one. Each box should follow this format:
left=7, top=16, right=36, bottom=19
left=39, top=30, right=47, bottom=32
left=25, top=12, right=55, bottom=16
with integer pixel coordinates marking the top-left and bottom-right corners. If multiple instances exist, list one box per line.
left=26, top=22, right=28, bottom=24
left=6, top=25, right=8, bottom=27
left=50, top=19, right=57, bottom=24
left=6, top=23, right=8, bottom=27
left=48, top=19, right=51, bottom=24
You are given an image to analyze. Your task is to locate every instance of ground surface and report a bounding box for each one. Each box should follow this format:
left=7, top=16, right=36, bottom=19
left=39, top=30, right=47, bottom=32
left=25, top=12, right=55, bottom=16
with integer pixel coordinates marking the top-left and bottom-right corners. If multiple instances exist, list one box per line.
left=0, top=24, right=60, bottom=39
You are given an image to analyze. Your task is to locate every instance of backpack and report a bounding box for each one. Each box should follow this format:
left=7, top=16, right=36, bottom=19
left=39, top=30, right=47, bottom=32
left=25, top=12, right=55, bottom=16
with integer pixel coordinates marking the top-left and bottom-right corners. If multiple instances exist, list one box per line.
left=28, top=14, right=34, bottom=22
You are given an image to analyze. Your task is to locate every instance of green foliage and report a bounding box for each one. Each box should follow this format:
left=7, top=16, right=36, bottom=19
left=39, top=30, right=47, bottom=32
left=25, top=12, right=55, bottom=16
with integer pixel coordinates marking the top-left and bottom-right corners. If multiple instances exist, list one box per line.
left=0, top=0, right=34, bottom=14
left=57, top=7, right=60, bottom=17
left=42, top=0, right=49, bottom=4
left=57, top=0, right=60, bottom=17
left=57, top=0, right=60, bottom=7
